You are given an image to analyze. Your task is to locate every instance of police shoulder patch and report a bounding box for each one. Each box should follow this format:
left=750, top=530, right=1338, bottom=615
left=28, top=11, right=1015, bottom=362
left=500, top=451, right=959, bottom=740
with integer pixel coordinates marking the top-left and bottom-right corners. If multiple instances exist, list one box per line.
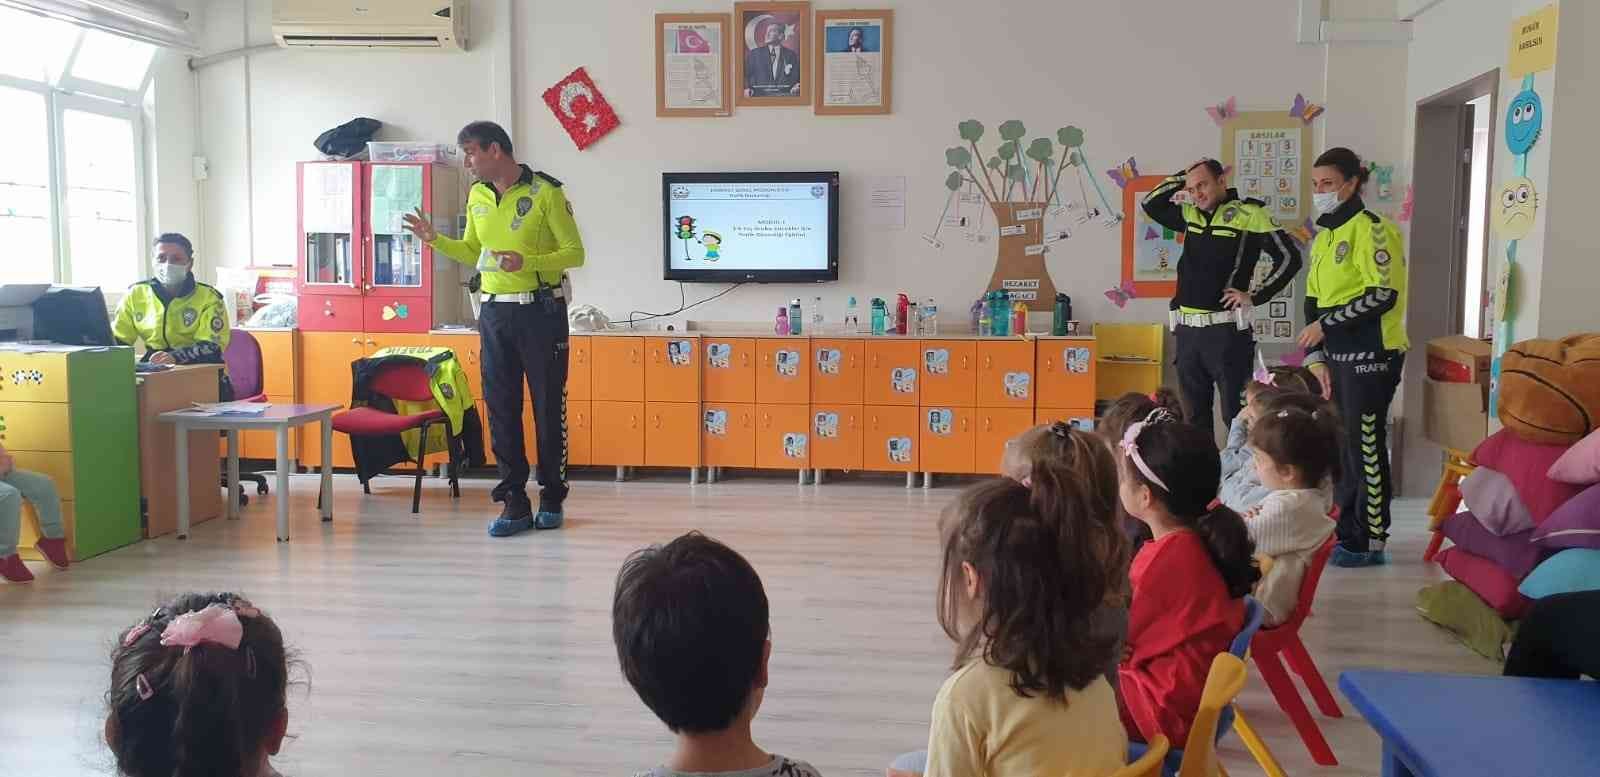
left=210, top=315, right=224, bottom=333
left=471, top=203, right=491, bottom=217
left=1335, top=241, right=1351, bottom=262
left=1374, top=249, right=1392, bottom=266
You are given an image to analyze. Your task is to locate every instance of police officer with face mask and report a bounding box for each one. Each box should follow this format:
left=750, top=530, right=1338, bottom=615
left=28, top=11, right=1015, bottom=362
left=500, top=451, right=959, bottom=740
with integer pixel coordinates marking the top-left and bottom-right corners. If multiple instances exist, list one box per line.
left=113, top=233, right=231, bottom=367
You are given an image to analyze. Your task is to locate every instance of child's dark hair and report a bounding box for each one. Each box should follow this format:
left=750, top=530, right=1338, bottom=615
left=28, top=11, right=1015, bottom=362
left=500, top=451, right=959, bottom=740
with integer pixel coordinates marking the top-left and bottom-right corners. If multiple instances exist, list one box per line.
left=939, top=426, right=1127, bottom=699
left=1250, top=394, right=1343, bottom=488
left=106, top=592, right=295, bottom=777
left=1247, top=366, right=1321, bottom=404
left=1313, top=147, right=1370, bottom=190
left=613, top=531, right=769, bottom=734
left=1100, top=388, right=1184, bottom=447
left=1122, top=419, right=1261, bottom=598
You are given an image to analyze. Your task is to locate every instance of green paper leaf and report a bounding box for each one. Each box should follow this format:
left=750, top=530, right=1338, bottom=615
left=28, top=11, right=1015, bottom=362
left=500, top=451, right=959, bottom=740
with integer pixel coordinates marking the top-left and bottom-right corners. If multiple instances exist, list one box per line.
left=1005, top=163, right=1025, bottom=182
left=1058, top=126, right=1085, bottom=147
left=958, top=119, right=985, bottom=143
left=1025, top=138, right=1054, bottom=162
left=998, top=120, right=1026, bottom=141
left=945, top=146, right=973, bottom=168
left=987, top=156, right=1003, bottom=171
left=1069, top=150, right=1084, bottom=166
left=945, top=171, right=964, bottom=191
left=998, top=140, right=1017, bottom=160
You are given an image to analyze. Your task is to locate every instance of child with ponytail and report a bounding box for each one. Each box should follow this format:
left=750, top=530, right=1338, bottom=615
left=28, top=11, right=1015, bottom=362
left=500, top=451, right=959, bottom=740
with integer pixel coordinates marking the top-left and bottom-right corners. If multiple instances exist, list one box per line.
left=1219, top=364, right=1322, bottom=513
left=1116, top=410, right=1260, bottom=746
left=1095, top=389, right=1184, bottom=550
left=1245, top=394, right=1341, bottom=626
left=890, top=424, right=1129, bottom=777
left=106, top=593, right=298, bottom=777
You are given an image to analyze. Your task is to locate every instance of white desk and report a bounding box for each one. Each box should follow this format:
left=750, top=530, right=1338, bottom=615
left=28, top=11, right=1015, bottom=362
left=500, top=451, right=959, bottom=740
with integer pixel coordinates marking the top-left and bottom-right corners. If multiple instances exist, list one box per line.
left=159, top=404, right=340, bottom=541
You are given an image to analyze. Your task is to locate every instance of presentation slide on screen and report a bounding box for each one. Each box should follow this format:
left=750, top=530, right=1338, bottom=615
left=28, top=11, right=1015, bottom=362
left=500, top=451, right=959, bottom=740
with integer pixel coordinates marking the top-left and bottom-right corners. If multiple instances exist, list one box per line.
left=667, top=182, right=829, bottom=271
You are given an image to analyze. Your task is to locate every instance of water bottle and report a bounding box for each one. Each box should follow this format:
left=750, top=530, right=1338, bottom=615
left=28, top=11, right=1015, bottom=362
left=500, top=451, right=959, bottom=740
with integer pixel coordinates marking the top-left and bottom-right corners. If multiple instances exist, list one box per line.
left=845, top=296, right=860, bottom=333
left=775, top=306, right=790, bottom=336
left=812, top=296, right=823, bottom=331
left=895, top=293, right=911, bottom=335
left=922, top=297, right=939, bottom=335
left=990, top=292, right=1009, bottom=337
left=970, top=299, right=983, bottom=333
left=978, top=306, right=993, bottom=337
left=1011, top=301, right=1027, bottom=335
left=870, top=298, right=887, bottom=335
left=788, top=298, right=803, bottom=335
left=1052, top=293, right=1072, bottom=336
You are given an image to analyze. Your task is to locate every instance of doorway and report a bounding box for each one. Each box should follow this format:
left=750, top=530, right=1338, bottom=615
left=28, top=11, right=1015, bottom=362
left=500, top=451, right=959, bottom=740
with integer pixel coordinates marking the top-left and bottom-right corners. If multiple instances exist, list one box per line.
left=1398, top=70, right=1498, bottom=497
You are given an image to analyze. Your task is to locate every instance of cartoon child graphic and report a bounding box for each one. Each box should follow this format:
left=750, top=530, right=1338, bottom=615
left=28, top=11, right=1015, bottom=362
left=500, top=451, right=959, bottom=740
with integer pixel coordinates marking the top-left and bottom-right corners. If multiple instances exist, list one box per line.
left=701, top=231, right=723, bottom=261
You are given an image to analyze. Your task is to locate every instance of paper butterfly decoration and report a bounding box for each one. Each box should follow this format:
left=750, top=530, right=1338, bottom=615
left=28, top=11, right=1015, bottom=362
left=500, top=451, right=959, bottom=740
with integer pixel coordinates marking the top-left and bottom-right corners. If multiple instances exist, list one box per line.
left=1206, top=96, right=1237, bottom=127
left=381, top=303, right=410, bottom=321
left=1106, top=157, right=1140, bottom=189
left=1144, top=226, right=1159, bottom=241
left=1253, top=351, right=1274, bottom=385
left=1398, top=184, right=1415, bottom=223
left=1289, top=93, right=1325, bottom=125
left=1104, top=280, right=1137, bottom=309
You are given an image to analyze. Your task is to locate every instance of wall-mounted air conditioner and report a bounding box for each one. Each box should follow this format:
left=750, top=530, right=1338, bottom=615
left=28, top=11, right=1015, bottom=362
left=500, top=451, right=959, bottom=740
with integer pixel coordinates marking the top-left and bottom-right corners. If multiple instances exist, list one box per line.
left=272, top=0, right=467, bottom=51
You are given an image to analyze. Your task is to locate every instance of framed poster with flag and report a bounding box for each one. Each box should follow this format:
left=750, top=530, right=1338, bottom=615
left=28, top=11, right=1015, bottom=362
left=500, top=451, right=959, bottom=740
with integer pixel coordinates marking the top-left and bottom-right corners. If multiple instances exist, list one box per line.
left=656, top=13, right=732, bottom=117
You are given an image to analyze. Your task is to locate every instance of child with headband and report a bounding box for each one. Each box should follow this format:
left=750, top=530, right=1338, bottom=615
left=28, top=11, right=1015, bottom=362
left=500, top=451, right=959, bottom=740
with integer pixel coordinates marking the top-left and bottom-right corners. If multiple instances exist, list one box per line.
left=1116, top=410, right=1260, bottom=746
left=106, top=593, right=297, bottom=777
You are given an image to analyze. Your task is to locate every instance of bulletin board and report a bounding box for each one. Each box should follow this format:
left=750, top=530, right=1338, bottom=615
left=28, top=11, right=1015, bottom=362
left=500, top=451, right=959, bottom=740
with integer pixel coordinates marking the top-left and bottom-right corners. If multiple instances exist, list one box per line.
left=1220, top=111, right=1313, bottom=226
left=1120, top=174, right=1182, bottom=298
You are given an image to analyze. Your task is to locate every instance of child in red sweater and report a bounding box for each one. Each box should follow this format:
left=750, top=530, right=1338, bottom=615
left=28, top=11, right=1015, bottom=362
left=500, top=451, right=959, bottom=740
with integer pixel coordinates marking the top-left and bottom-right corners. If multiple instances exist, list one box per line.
left=1115, top=410, right=1260, bottom=746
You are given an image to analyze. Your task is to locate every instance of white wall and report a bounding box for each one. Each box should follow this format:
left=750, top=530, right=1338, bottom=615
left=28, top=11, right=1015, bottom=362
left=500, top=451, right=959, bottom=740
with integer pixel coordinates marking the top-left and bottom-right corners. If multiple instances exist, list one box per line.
left=195, top=0, right=1337, bottom=327
left=1538, top=0, right=1599, bottom=337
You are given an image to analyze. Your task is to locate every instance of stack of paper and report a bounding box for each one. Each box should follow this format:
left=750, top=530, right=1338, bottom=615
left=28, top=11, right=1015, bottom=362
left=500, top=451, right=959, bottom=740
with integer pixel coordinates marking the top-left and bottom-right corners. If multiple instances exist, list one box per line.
left=186, top=401, right=270, bottom=417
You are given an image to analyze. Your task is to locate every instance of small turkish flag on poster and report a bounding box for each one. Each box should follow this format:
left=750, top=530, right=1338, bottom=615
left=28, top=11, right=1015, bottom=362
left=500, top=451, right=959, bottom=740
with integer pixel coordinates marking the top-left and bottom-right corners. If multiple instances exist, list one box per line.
left=542, top=67, right=620, bottom=151
left=677, top=28, right=711, bottom=54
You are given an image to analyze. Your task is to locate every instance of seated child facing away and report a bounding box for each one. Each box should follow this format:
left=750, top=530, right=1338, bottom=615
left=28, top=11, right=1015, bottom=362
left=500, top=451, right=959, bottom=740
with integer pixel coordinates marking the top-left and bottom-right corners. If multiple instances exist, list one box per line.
left=107, top=593, right=296, bottom=777
left=1097, top=389, right=1185, bottom=549
left=1116, top=410, right=1260, bottom=746
left=613, top=532, right=822, bottom=777
left=1245, top=396, right=1340, bottom=626
left=0, top=441, right=71, bottom=583
left=892, top=431, right=1129, bottom=777
left=1219, top=367, right=1320, bottom=514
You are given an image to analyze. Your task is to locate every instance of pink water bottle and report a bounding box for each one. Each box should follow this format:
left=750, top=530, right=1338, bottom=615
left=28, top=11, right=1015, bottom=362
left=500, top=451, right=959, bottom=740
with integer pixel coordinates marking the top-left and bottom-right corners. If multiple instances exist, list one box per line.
left=775, top=306, right=790, bottom=335
left=895, top=293, right=910, bottom=335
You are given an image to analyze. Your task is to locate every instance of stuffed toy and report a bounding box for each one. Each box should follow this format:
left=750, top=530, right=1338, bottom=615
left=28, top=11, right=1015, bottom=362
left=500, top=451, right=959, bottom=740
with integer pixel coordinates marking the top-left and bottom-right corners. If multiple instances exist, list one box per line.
left=1499, top=334, right=1600, bottom=445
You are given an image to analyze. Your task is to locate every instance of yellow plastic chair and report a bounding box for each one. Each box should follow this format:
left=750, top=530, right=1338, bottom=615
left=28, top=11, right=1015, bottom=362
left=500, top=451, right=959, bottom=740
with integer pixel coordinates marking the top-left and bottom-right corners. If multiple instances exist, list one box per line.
left=1231, top=708, right=1288, bottom=777
left=1177, top=654, right=1248, bottom=777
left=1110, top=735, right=1170, bottom=777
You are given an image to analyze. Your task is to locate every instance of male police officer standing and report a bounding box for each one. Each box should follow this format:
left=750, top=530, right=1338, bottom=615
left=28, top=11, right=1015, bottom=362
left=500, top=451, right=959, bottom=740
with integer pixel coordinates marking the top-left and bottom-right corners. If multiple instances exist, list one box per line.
left=1142, top=160, right=1300, bottom=442
left=404, top=121, right=584, bottom=537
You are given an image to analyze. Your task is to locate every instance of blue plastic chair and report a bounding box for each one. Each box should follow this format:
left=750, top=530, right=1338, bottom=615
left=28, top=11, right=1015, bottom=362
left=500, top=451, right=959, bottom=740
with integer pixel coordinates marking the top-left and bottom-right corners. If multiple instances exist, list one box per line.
left=1127, top=596, right=1265, bottom=777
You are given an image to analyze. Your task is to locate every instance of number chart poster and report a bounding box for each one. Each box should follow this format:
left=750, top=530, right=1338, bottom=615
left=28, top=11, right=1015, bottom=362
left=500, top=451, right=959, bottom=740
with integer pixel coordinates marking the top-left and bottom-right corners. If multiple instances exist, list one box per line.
left=1220, top=112, right=1314, bottom=227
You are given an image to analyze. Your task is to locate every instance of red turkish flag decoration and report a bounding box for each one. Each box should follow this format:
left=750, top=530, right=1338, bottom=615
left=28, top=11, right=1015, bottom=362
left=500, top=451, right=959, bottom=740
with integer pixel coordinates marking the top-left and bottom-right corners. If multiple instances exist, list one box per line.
left=542, top=67, right=620, bottom=151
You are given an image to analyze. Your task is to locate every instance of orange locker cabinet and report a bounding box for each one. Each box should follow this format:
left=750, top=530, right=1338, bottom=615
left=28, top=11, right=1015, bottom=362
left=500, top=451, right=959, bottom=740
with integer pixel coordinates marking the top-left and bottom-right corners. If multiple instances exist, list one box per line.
left=755, top=404, right=812, bottom=469
left=299, top=331, right=366, bottom=468
left=976, top=408, right=1038, bottom=475
left=569, top=400, right=594, bottom=466
left=592, top=337, right=644, bottom=403
left=568, top=335, right=592, bottom=402
left=976, top=340, right=1036, bottom=408
left=1035, top=407, right=1097, bottom=433
left=703, top=402, right=756, bottom=467
left=645, top=337, right=699, bottom=403
left=646, top=401, right=701, bottom=467
left=864, top=340, right=920, bottom=406
left=864, top=405, right=919, bottom=472
left=756, top=338, right=810, bottom=404
left=810, top=404, right=863, bottom=471
left=703, top=338, right=755, bottom=403
left=811, top=339, right=863, bottom=404
left=1035, top=338, right=1097, bottom=411
left=920, top=406, right=976, bottom=474
left=919, top=340, right=977, bottom=407
left=590, top=400, right=645, bottom=465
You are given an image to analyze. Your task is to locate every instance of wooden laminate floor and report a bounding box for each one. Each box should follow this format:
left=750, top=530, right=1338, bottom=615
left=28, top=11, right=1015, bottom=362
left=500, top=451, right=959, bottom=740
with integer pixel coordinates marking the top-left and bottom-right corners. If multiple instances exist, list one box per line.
left=1, top=470, right=1495, bottom=776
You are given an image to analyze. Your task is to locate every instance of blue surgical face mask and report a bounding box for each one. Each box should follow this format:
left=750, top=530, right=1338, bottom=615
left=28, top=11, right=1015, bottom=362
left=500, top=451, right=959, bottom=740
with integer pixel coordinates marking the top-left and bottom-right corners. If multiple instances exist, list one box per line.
left=154, top=262, right=189, bottom=288
left=1313, top=191, right=1342, bottom=215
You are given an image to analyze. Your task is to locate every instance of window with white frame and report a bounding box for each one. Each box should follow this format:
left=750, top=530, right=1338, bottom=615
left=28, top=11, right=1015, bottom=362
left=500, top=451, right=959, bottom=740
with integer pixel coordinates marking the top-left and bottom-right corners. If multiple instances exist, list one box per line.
left=0, top=5, right=155, bottom=289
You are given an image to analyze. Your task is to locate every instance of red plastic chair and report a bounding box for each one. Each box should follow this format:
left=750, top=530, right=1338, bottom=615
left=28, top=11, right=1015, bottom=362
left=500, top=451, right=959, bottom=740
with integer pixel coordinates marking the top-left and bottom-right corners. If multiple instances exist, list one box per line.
left=1249, top=532, right=1342, bottom=766
left=331, top=361, right=460, bottom=513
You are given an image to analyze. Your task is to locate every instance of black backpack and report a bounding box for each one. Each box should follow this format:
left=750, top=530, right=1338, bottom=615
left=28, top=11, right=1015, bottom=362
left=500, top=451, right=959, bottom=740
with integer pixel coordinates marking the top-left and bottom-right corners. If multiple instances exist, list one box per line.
left=314, top=117, right=382, bottom=158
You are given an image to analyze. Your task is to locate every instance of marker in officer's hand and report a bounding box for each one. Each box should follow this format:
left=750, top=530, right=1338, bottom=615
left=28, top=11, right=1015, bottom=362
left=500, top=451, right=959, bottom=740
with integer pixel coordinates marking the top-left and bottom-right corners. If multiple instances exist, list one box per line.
left=494, top=250, right=525, bottom=272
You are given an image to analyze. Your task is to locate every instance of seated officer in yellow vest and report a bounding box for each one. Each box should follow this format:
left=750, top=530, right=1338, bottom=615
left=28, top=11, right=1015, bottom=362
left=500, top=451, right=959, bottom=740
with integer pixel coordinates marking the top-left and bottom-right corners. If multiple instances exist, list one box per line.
left=112, top=233, right=232, bottom=367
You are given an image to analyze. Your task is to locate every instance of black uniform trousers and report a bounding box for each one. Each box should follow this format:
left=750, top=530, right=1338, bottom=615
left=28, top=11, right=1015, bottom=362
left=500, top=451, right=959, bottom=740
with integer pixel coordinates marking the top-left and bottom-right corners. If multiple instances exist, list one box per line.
left=1504, top=590, right=1600, bottom=680
left=1174, top=322, right=1255, bottom=444
left=1329, top=350, right=1403, bottom=553
left=479, top=296, right=569, bottom=514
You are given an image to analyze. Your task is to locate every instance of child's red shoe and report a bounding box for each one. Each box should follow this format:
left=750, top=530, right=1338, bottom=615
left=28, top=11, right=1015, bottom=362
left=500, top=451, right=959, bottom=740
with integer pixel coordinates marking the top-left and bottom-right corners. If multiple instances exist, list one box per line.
left=35, top=538, right=70, bottom=569
left=0, top=554, right=34, bottom=583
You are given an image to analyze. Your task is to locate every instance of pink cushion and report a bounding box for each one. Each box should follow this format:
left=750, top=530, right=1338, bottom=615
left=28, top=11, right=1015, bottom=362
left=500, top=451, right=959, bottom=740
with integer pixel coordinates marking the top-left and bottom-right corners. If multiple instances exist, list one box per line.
left=1437, top=547, right=1532, bottom=619
left=1531, top=482, right=1600, bottom=550
left=1459, top=468, right=1535, bottom=535
left=1471, top=430, right=1585, bottom=524
left=1440, top=511, right=1546, bottom=580
left=1548, top=428, right=1600, bottom=485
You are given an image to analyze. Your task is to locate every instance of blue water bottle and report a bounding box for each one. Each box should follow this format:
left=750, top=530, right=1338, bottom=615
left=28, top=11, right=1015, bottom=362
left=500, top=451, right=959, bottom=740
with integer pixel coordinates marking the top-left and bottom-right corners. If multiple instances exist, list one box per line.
left=870, top=298, right=887, bottom=335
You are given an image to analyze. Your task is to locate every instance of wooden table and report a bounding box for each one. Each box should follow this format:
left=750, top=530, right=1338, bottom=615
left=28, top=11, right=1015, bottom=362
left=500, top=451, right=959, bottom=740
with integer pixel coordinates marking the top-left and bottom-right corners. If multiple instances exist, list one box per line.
left=1339, top=669, right=1600, bottom=777
left=159, top=404, right=339, bottom=542
left=137, top=364, right=223, bottom=538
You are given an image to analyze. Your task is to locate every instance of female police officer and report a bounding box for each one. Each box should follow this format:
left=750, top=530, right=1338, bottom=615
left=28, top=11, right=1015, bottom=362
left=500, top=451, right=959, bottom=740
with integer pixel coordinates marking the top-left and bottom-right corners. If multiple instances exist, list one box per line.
left=1297, top=147, right=1408, bottom=568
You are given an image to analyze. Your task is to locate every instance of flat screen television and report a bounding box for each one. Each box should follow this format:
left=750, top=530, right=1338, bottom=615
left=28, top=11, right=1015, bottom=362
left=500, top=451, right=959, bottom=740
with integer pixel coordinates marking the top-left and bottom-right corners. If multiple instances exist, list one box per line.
left=663, top=172, right=839, bottom=283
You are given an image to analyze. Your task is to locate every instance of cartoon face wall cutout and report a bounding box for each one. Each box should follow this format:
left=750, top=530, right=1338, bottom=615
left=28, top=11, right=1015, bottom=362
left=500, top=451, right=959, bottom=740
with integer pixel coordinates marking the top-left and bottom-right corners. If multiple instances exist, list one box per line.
left=1505, top=86, right=1543, bottom=156
left=1496, top=176, right=1539, bottom=240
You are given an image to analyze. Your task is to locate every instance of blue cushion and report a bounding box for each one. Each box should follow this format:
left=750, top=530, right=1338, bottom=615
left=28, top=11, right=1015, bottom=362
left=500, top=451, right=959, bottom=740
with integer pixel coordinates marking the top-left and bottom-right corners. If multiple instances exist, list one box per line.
left=1518, top=549, right=1600, bottom=599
